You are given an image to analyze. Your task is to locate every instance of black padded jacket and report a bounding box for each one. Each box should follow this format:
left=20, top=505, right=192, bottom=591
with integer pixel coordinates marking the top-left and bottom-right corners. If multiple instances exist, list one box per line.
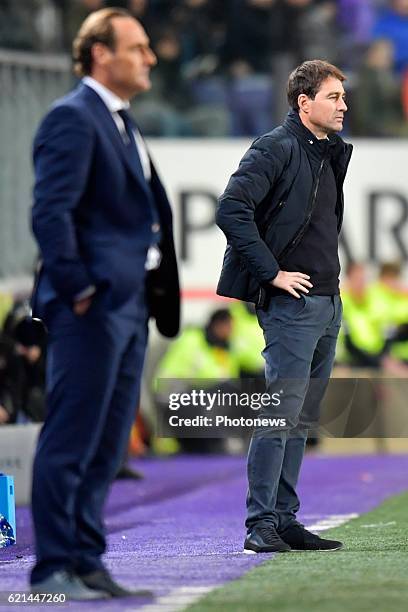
left=216, top=110, right=353, bottom=306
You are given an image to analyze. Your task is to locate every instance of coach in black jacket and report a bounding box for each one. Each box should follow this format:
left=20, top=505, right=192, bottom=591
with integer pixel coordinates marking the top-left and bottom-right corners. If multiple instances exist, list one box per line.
left=216, top=61, right=352, bottom=553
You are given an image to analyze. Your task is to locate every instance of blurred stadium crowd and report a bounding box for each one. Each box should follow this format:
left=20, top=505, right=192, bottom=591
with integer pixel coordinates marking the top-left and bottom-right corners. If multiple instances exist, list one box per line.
left=1, top=262, right=407, bottom=454
left=1, top=0, right=408, bottom=136
left=0, top=2, right=407, bottom=453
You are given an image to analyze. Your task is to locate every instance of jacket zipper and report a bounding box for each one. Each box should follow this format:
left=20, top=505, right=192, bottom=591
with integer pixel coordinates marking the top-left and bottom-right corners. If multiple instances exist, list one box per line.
left=260, top=200, right=285, bottom=238
left=278, top=157, right=326, bottom=263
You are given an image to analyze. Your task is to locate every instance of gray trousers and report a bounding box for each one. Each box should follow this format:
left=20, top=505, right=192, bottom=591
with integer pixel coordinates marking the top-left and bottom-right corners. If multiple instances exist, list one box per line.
left=246, top=294, right=342, bottom=533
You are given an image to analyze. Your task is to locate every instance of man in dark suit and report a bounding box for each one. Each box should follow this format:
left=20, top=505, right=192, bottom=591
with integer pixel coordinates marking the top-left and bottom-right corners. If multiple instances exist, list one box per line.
left=30, top=7, right=179, bottom=599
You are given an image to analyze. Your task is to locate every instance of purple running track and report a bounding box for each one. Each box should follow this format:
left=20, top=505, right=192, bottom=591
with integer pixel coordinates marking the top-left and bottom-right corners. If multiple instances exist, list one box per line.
left=1, top=454, right=407, bottom=611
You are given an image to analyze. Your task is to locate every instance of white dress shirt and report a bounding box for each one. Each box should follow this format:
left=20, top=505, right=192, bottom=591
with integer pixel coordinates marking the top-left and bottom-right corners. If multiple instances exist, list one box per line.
left=82, top=76, right=151, bottom=181
left=77, top=77, right=161, bottom=282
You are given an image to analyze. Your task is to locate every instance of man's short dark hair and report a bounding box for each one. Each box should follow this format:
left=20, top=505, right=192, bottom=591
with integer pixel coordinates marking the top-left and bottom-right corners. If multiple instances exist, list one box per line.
left=287, top=60, right=346, bottom=111
left=72, top=7, right=131, bottom=77
left=208, top=309, right=232, bottom=327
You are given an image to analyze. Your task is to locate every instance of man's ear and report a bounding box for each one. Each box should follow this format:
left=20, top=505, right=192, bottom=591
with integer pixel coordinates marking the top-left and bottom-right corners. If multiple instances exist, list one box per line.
left=91, top=42, right=112, bottom=69
left=298, top=93, right=311, bottom=114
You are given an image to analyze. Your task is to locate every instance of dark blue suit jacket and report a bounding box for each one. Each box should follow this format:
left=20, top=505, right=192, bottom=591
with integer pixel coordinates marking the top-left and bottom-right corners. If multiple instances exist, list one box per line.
left=32, top=83, right=179, bottom=337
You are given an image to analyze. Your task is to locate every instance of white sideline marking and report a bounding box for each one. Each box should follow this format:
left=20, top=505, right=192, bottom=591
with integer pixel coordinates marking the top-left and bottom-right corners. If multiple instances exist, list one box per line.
left=361, top=521, right=396, bottom=528
left=129, top=586, right=215, bottom=612
left=134, top=513, right=359, bottom=612
left=306, top=512, right=358, bottom=532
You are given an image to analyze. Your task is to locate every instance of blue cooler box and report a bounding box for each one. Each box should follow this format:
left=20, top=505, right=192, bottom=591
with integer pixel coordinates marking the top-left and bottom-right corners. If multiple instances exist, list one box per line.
left=0, top=473, right=16, bottom=545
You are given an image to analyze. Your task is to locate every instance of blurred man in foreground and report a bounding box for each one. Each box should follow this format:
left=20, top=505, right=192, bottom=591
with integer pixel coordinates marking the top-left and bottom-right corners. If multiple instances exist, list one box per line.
left=30, top=7, right=179, bottom=599
left=217, top=60, right=351, bottom=553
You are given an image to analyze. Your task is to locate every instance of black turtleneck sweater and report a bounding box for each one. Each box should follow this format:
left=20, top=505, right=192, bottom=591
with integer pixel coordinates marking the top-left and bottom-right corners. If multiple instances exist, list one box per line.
left=273, top=117, right=341, bottom=296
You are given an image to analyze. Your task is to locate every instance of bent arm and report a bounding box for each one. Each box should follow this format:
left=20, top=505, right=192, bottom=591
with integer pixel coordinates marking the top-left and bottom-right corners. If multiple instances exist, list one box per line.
left=32, top=104, right=95, bottom=303
left=216, top=138, right=286, bottom=283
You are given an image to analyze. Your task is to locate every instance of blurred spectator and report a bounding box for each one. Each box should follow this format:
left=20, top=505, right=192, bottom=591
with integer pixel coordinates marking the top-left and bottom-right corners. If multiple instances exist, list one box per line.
left=154, top=309, right=238, bottom=452
left=297, top=1, right=340, bottom=64
left=156, top=309, right=238, bottom=379
left=221, top=0, right=277, bottom=74
left=132, top=26, right=194, bottom=136
left=122, top=0, right=158, bottom=34
left=127, top=2, right=229, bottom=135
left=368, top=262, right=408, bottom=366
left=172, top=0, right=226, bottom=66
left=337, top=0, right=378, bottom=47
left=35, top=0, right=63, bottom=52
left=13, top=342, right=46, bottom=423
left=127, top=0, right=149, bottom=16
left=0, top=335, right=18, bottom=424
left=339, top=261, right=408, bottom=372
left=171, top=0, right=231, bottom=135
left=390, top=322, right=408, bottom=364
left=219, top=0, right=281, bottom=135
left=0, top=0, right=42, bottom=50
left=372, top=0, right=408, bottom=74
left=225, top=71, right=274, bottom=136
left=58, top=0, right=105, bottom=51
left=368, top=262, right=408, bottom=325
left=229, top=302, right=264, bottom=378
left=220, top=0, right=337, bottom=74
left=2, top=301, right=46, bottom=423
left=2, top=0, right=408, bottom=137
left=150, top=29, right=192, bottom=110
left=0, top=290, right=13, bottom=330
left=338, top=262, right=386, bottom=368
left=219, top=0, right=342, bottom=135
left=352, top=39, right=407, bottom=136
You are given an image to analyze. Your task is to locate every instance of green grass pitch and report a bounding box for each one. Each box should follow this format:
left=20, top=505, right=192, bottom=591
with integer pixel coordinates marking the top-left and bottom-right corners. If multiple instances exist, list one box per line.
left=188, top=491, right=408, bottom=612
